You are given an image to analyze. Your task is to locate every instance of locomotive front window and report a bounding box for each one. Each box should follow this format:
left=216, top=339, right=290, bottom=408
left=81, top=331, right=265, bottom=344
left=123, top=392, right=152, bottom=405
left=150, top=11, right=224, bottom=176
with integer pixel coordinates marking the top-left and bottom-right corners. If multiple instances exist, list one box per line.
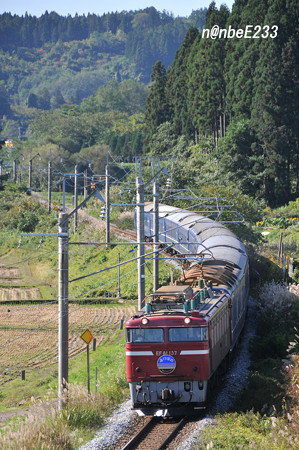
left=126, top=328, right=164, bottom=343
left=169, top=327, right=208, bottom=342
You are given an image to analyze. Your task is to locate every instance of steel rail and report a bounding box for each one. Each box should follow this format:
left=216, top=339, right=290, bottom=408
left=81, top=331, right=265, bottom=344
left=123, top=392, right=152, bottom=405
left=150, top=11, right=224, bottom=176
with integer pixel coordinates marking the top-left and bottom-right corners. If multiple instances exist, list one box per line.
left=121, top=417, right=186, bottom=450
left=121, top=417, right=155, bottom=449
left=156, top=417, right=186, bottom=450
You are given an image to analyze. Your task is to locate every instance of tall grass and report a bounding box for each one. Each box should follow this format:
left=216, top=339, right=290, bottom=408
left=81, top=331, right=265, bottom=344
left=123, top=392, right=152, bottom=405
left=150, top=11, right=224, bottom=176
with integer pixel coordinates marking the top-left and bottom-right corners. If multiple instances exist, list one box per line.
left=0, top=381, right=122, bottom=449
left=0, top=408, right=72, bottom=449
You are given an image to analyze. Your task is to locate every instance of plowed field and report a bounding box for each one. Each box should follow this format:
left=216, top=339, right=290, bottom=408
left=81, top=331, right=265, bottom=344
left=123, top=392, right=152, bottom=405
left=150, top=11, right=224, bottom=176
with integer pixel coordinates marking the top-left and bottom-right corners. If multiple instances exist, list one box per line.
left=0, top=304, right=136, bottom=384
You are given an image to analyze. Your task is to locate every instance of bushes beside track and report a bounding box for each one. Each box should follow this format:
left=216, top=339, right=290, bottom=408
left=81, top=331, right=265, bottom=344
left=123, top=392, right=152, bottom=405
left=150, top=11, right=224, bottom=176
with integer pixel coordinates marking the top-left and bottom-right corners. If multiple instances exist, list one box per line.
left=196, top=281, right=299, bottom=449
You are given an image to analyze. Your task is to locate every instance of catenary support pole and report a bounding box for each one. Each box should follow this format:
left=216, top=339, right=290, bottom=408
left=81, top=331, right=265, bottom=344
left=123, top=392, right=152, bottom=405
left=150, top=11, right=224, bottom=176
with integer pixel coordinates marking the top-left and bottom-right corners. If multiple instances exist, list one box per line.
left=84, top=169, right=88, bottom=199
left=58, top=212, right=69, bottom=410
left=153, top=179, right=159, bottom=292
left=28, top=159, right=32, bottom=192
left=105, top=165, right=110, bottom=248
left=62, top=177, right=66, bottom=212
left=118, top=253, right=121, bottom=298
left=136, top=177, right=145, bottom=310
left=48, top=159, right=52, bottom=213
left=13, top=160, right=17, bottom=183
left=74, top=164, right=78, bottom=232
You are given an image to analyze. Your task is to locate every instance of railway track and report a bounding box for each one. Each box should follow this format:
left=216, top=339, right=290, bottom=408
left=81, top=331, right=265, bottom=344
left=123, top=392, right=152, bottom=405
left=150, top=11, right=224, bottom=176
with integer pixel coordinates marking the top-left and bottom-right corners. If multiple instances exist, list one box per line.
left=111, top=226, right=137, bottom=241
left=121, top=417, right=186, bottom=450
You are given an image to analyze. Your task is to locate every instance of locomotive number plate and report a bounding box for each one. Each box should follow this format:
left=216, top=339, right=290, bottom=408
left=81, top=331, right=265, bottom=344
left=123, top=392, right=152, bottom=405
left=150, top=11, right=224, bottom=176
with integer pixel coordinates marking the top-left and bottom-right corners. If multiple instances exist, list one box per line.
left=156, top=350, right=177, bottom=356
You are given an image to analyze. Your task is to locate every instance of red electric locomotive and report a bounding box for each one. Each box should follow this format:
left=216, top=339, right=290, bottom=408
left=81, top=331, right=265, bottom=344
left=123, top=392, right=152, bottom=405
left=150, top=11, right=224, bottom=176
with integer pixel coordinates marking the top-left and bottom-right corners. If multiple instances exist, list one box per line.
left=125, top=204, right=249, bottom=416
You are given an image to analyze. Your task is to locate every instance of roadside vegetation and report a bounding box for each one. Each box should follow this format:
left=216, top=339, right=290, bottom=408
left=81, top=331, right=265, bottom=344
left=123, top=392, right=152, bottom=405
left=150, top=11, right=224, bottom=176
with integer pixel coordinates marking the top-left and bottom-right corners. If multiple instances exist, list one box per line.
left=0, top=181, right=298, bottom=448
left=195, top=199, right=299, bottom=449
left=0, top=182, right=178, bottom=447
left=196, top=281, right=299, bottom=449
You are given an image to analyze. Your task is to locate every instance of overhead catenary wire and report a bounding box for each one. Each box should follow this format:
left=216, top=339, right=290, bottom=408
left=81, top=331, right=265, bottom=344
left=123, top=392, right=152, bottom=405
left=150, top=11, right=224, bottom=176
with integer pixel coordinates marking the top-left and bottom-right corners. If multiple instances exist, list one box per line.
left=69, top=243, right=173, bottom=283
left=0, top=254, right=162, bottom=350
left=0, top=300, right=58, bottom=314
left=0, top=314, right=59, bottom=349
left=2, top=247, right=58, bottom=267
left=2, top=170, right=237, bottom=361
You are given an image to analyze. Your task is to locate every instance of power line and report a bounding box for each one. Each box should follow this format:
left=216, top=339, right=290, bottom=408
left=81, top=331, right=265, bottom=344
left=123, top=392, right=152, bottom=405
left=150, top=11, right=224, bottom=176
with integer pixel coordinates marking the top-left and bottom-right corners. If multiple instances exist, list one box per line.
left=2, top=247, right=57, bottom=267
left=69, top=244, right=173, bottom=283
left=0, top=314, right=58, bottom=349
left=0, top=300, right=58, bottom=314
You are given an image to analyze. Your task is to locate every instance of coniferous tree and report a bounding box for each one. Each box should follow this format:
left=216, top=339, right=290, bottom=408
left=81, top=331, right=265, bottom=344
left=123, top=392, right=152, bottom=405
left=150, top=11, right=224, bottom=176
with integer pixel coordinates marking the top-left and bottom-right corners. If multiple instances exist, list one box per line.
left=166, top=26, right=199, bottom=139
left=251, top=0, right=298, bottom=205
left=0, top=83, right=11, bottom=117
left=224, top=0, right=268, bottom=121
left=38, top=88, right=51, bottom=110
left=144, top=60, right=170, bottom=148
left=51, top=89, right=65, bottom=109
left=187, top=2, right=229, bottom=142
left=27, top=93, right=38, bottom=108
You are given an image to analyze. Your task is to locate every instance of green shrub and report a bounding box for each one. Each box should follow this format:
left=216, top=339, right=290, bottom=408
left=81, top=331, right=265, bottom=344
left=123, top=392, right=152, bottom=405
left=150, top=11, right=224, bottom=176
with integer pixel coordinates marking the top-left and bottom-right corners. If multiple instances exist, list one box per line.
left=252, top=331, right=291, bottom=360
left=196, top=411, right=272, bottom=449
left=17, top=210, right=39, bottom=232
left=114, top=214, right=134, bottom=230
left=256, top=281, right=299, bottom=333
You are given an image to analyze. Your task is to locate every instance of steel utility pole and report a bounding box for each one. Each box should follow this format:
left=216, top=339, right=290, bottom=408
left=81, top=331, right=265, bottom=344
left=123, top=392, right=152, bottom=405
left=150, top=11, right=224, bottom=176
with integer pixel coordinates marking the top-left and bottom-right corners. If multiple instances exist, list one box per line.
left=13, top=160, right=17, bottom=183
left=118, top=253, right=121, bottom=298
left=58, top=212, right=69, bottom=410
left=153, top=178, right=159, bottom=292
left=48, top=159, right=52, bottom=213
left=28, top=153, right=40, bottom=192
left=74, top=164, right=78, bottom=232
left=136, top=177, right=145, bottom=310
left=105, top=165, right=110, bottom=248
left=28, top=159, right=32, bottom=192
left=84, top=169, right=88, bottom=199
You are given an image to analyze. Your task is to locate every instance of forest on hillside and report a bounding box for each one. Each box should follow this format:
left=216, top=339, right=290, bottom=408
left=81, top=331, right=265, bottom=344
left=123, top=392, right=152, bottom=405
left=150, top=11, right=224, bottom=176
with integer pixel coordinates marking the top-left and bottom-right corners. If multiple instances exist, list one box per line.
left=0, top=7, right=206, bottom=110
left=144, top=0, right=298, bottom=207
left=0, top=0, right=298, bottom=208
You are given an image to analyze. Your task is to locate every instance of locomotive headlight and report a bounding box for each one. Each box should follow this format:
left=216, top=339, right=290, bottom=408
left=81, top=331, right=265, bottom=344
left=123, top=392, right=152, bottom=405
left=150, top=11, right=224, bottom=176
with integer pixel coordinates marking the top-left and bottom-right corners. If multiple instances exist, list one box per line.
left=141, top=318, right=148, bottom=325
left=198, top=381, right=204, bottom=390
left=184, top=317, right=191, bottom=324
left=184, top=382, right=191, bottom=392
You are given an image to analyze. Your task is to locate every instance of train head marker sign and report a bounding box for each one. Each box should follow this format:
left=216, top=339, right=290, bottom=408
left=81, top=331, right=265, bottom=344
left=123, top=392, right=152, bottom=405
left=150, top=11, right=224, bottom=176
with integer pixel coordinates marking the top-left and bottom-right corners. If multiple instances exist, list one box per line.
left=157, top=355, right=176, bottom=374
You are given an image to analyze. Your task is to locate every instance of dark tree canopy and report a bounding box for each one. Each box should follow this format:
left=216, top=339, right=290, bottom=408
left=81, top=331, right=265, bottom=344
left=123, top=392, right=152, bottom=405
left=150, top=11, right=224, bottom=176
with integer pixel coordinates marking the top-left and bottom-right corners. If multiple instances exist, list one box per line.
left=144, top=0, right=298, bottom=206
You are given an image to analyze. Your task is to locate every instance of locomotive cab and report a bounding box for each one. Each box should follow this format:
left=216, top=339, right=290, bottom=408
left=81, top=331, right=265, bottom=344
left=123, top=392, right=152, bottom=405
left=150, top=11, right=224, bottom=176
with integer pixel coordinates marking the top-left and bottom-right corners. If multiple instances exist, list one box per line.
left=125, top=285, right=220, bottom=416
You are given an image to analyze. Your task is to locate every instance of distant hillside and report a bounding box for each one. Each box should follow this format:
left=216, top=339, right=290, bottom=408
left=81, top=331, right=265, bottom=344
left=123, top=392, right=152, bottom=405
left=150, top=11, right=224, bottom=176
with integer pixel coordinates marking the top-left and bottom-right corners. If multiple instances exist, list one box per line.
left=0, top=8, right=206, bottom=110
